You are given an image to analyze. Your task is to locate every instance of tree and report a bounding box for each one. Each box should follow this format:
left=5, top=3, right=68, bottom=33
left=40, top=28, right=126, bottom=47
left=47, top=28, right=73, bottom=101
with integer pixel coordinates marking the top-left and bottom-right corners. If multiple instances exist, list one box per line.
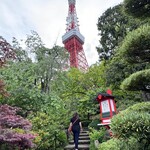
left=25, top=31, right=69, bottom=93
left=124, top=0, right=150, bottom=19
left=0, top=37, right=15, bottom=97
left=121, top=69, right=150, bottom=94
left=118, top=25, right=150, bottom=99
left=0, top=37, right=37, bottom=149
left=12, top=37, right=30, bottom=62
left=96, top=4, right=139, bottom=61
left=1, top=31, right=69, bottom=111
left=0, top=32, right=70, bottom=149
left=119, top=0, right=150, bottom=101
left=118, top=25, right=150, bottom=64
left=0, top=36, right=15, bottom=67
left=51, top=63, right=108, bottom=122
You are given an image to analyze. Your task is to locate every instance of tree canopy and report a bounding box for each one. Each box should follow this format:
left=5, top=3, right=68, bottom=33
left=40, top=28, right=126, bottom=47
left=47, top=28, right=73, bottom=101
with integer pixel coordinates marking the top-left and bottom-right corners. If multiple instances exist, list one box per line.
left=124, top=0, right=150, bottom=19
left=121, top=69, right=150, bottom=92
left=96, top=4, right=139, bottom=61
left=119, top=25, right=150, bottom=63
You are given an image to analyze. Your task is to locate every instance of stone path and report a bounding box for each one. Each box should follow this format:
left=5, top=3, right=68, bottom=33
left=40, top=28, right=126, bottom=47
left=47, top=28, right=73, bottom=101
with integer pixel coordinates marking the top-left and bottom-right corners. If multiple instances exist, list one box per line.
left=64, top=130, right=90, bottom=150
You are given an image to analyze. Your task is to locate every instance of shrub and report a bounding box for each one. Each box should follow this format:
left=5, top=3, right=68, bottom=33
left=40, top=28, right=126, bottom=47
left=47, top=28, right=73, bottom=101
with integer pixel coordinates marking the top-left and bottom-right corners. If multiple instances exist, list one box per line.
left=89, top=127, right=107, bottom=150
left=29, top=112, right=67, bottom=150
left=82, top=120, right=91, bottom=127
left=110, top=102, right=150, bottom=149
left=88, top=119, right=100, bottom=130
left=98, top=138, right=123, bottom=150
left=0, top=104, right=36, bottom=149
left=98, top=136, right=143, bottom=150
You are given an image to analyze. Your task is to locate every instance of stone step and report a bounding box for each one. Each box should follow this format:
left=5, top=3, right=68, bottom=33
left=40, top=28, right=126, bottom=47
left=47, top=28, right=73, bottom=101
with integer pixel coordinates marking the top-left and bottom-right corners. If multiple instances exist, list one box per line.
left=69, top=139, right=90, bottom=144
left=80, top=133, right=89, bottom=136
left=79, top=136, right=90, bottom=140
left=81, top=131, right=89, bottom=133
left=64, top=129, right=90, bottom=150
left=64, top=144, right=89, bottom=150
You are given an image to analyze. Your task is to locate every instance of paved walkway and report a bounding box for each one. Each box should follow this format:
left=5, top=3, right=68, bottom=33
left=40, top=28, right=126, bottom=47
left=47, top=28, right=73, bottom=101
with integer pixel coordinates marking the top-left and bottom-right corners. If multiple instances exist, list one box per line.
left=64, top=130, right=90, bottom=150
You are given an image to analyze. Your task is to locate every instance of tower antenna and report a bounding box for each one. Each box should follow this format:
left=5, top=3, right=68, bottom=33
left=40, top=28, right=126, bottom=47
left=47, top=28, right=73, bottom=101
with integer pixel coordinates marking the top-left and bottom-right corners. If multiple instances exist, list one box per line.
left=62, top=0, right=88, bottom=71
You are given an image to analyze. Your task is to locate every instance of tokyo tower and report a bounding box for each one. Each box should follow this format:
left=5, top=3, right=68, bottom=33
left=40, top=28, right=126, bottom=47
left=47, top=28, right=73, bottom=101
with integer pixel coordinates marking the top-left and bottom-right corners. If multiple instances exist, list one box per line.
left=62, top=0, right=88, bottom=71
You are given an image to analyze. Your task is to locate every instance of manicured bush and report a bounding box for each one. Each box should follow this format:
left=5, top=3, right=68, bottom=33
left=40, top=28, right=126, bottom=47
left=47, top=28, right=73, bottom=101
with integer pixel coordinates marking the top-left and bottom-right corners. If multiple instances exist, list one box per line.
left=119, top=25, right=150, bottom=64
left=98, top=102, right=150, bottom=150
left=98, top=136, right=145, bottom=150
left=121, top=69, right=150, bottom=92
left=98, top=138, right=124, bottom=150
left=110, top=102, right=150, bottom=149
left=111, top=102, right=150, bottom=138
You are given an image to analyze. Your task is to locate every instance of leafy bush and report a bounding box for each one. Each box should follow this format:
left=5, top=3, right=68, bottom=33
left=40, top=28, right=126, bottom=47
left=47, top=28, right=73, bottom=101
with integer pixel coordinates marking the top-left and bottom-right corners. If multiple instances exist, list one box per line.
left=82, top=120, right=91, bottom=127
left=111, top=102, right=150, bottom=138
left=98, top=138, right=123, bottom=150
left=29, top=112, right=67, bottom=150
left=0, top=104, right=36, bottom=149
left=98, top=136, right=145, bottom=150
left=88, top=119, right=100, bottom=130
left=89, top=127, right=107, bottom=150
left=110, top=102, right=150, bottom=149
left=99, top=102, right=150, bottom=150
left=119, top=25, right=150, bottom=64
left=121, top=69, right=150, bottom=92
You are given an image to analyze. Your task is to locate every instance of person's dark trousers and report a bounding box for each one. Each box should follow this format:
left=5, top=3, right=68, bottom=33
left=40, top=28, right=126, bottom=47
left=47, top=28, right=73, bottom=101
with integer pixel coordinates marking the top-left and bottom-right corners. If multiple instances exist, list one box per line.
left=73, top=131, right=80, bottom=149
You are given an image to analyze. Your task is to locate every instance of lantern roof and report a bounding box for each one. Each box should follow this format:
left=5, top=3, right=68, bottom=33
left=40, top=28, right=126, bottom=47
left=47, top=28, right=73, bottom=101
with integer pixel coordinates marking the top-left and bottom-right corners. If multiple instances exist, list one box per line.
left=96, top=93, right=115, bottom=101
left=98, top=93, right=114, bottom=98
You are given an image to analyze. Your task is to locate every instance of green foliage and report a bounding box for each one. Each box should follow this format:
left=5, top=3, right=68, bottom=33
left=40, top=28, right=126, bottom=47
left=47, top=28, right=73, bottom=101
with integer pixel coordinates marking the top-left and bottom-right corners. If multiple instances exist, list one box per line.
left=52, top=63, right=107, bottom=121
left=1, top=62, right=49, bottom=111
left=89, top=127, right=107, bottom=150
left=121, top=69, right=150, bottom=92
left=112, top=89, right=142, bottom=111
left=104, top=56, right=146, bottom=89
left=97, top=103, right=150, bottom=150
left=98, top=137, right=141, bottom=150
left=99, top=2, right=150, bottom=148
left=105, top=25, right=150, bottom=88
left=0, top=32, right=70, bottom=150
left=29, top=112, right=67, bottom=150
left=110, top=102, right=150, bottom=149
left=98, top=138, right=124, bottom=150
left=88, top=119, right=100, bottom=130
left=81, top=120, right=91, bottom=127
left=124, top=101, right=150, bottom=112
left=105, top=58, right=128, bottom=89
left=119, top=25, right=150, bottom=63
left=99, top=128, right=149, bottom=150
left=12, top=37, right=30, bottom=62
left=97, top=4, right=139, bottom=61
left=124, top=0, right=150, bottom=19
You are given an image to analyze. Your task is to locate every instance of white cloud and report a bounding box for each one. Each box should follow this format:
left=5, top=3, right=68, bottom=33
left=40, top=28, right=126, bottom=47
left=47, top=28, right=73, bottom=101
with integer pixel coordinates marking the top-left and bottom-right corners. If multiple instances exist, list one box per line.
left=0, top=0, right=123, bottom=66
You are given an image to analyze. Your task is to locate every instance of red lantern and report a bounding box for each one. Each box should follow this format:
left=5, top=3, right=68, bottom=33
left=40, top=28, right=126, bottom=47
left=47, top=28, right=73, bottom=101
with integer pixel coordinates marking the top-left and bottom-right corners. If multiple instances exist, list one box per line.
left=96, top=90, right=117, bottom=125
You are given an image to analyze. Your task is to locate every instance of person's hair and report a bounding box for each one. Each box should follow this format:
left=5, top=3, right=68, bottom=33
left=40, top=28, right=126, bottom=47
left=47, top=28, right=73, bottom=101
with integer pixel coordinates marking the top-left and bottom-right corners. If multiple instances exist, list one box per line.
left=73, top=112, right=79, bottom=119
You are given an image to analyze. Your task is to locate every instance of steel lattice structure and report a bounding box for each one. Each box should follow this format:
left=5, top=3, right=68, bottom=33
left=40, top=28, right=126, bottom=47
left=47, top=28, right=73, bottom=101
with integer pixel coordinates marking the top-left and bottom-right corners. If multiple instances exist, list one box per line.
left=62, top=0, right=88, bottom=71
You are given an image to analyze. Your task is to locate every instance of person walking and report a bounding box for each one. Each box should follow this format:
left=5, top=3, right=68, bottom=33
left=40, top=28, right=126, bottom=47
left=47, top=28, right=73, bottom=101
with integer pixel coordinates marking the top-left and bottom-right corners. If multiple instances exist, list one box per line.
left=69, top=112, right=83, bottom=150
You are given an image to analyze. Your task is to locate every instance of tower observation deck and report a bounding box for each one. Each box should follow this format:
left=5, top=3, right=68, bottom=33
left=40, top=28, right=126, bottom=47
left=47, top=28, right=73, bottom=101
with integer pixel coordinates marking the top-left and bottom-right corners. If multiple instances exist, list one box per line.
left=62, top=0, right=88, bottom=71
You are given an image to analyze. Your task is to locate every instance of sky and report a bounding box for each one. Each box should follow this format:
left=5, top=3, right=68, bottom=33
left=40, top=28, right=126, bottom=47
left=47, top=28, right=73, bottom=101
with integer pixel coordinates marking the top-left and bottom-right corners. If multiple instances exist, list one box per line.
left=0, top=0, right=123, bottom=66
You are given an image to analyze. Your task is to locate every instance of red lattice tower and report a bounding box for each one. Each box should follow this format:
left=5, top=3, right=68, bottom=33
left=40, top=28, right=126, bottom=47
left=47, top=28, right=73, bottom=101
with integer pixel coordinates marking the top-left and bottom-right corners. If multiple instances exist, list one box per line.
left=62, top=0, right=88, bottom=71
